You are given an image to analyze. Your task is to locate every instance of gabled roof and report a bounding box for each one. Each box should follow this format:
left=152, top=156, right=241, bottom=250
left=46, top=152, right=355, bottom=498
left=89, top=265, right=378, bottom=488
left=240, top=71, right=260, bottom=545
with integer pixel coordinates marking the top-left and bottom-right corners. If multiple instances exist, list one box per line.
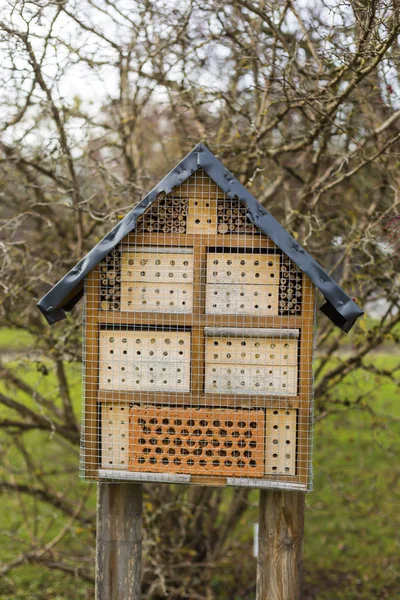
left=37, top=143, right=363, bottom=332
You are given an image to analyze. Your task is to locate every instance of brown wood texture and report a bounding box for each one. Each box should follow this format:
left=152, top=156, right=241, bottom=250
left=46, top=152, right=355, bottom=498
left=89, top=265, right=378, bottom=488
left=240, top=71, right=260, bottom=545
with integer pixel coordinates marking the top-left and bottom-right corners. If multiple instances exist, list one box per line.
left=84, top=268, right=101, bottom=479
left=99, top=311, right=305, bottom=330
left=96, top=483, right=142, bottom=600
left=296, top=273, right=315, bottom=485
left=256, top=490, right=305, bottom=600
left=97, top=390, right=300, bottom=409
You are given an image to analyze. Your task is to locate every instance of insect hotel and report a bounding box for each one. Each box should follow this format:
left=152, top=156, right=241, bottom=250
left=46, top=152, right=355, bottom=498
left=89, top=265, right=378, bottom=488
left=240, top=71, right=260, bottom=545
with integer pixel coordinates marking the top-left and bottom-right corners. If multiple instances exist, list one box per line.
left=38, top=144, right=362, bottom=491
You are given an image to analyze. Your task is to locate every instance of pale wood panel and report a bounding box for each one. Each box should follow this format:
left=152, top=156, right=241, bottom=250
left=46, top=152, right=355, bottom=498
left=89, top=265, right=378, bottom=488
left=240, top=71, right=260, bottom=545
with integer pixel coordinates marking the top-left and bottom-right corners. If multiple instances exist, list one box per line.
left=207, top=253, right=280, bottom=284
left=99, top=330, right=191, bottom=392
left=101, top=403, right=130, bottom=469
left=187, top=197, right=217, bottom=235
left=205, top=364, right=298, bottom=396
left=206, top=284, right=279, bottom=316
left=121, top=282, right=193, bottom=313
left=129, top=405, right=265, bottom=477
left=205, top=335, right=298, bottom=366
left=121, top=250, right=194, bottom=283
left=264, top=408, right=297, bottom=476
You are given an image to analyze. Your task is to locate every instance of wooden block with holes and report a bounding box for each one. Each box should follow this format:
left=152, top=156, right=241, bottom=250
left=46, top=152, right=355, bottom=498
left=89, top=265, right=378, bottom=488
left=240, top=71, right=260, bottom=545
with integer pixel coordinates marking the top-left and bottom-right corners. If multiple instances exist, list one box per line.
left=204, top=328, right=299, bottom=396
left=265, top=409, right=297, bottom=475
left=187, top=198, right=217, bottom=235
left=101, top=403, right=130, bottom=470
left=99, top=330, right=191, bottom=392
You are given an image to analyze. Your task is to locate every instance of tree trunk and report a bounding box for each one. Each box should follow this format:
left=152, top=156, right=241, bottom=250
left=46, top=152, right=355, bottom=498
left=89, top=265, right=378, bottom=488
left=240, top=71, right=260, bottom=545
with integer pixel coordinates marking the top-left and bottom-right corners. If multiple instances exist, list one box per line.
left=96, top=483, right=143, bottom=600
left=256, top=490, right=305, bottom=600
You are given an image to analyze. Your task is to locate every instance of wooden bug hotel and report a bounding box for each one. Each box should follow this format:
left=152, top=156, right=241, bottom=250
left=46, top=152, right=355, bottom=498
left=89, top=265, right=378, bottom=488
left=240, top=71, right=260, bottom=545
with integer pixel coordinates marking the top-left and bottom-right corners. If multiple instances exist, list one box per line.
left=38, top=144, right=362, bottom=491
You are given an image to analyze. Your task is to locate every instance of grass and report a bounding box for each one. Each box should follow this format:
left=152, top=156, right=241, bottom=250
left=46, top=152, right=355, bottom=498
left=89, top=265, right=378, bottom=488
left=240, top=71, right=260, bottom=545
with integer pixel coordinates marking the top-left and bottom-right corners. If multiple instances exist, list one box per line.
left=0, top=328, right=36, bottom=351
left=0, top=329, right=399, bottom=599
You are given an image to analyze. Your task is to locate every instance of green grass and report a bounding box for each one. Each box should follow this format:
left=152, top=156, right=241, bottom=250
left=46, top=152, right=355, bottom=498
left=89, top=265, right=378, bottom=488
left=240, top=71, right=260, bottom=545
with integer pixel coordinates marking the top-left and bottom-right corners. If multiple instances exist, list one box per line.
left=0, top=329, right=399, bottom=599
left=0, top=328, right=36, bottom=351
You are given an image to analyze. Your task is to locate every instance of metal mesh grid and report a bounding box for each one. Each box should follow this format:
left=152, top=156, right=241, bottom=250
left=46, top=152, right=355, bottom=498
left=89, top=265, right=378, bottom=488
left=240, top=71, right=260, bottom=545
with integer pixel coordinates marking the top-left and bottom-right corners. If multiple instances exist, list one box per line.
left=81, top=168, right=315, bottom=490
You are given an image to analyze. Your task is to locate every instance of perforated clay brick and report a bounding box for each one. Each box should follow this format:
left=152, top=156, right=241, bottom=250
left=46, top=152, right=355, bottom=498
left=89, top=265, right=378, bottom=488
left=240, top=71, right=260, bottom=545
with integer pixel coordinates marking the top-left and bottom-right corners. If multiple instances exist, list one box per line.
left=129, top=406, right=265, bottom=477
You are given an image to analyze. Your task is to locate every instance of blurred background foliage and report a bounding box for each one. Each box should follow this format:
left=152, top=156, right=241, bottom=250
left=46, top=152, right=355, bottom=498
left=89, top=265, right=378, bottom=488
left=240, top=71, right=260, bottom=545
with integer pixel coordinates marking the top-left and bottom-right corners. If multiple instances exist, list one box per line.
left=0, top=1, right=399, bottom=598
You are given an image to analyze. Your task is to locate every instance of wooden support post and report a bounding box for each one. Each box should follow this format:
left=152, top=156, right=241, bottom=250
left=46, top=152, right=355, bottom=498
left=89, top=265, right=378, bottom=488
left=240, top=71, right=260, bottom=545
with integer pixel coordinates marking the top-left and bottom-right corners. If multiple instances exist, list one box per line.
left=256, top=490, right=305, bottom=600
left=96, top=483, right=143, bottom=600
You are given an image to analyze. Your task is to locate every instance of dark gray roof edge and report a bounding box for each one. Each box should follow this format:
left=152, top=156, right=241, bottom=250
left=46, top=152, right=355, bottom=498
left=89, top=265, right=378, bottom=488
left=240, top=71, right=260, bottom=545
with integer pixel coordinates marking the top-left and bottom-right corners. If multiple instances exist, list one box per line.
left=37, top=142, right=363, bottom=332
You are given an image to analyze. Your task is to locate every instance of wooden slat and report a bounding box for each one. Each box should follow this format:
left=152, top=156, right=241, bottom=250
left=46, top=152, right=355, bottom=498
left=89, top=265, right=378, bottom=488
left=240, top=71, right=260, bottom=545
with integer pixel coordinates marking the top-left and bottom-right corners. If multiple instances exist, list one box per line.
left=296, top=272, right=315, bottom=486
left=99, top=311, right=304, bottom=330
left=97, top=390, right=301, bottom=409
left=84, top=268, right=101, bottom=479
left=264, top=409, right=297, bottom=476
left=101, top=403, right=130, bottom=469
left=124, top=234, right=270, bottom=248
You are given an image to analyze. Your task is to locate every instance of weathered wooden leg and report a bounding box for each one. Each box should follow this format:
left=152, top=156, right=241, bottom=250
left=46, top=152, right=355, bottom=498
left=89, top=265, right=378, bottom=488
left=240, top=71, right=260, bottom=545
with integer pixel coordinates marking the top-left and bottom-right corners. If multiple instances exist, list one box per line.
left=96, top=483, right=143, bottom=600
left=256, top=490, right=305, bottom=600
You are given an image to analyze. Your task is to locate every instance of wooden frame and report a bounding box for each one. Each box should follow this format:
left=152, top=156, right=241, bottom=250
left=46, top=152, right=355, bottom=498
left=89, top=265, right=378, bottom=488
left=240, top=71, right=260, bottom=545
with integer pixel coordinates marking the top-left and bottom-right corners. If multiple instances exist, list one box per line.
left=83, top=171, right=316, bottom=487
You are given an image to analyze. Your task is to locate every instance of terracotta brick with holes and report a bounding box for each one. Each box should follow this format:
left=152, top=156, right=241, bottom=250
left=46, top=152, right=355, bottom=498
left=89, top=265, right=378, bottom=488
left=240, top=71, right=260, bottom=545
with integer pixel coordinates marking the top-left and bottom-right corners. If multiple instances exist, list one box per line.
left=129, top=406, right=265, bottom=477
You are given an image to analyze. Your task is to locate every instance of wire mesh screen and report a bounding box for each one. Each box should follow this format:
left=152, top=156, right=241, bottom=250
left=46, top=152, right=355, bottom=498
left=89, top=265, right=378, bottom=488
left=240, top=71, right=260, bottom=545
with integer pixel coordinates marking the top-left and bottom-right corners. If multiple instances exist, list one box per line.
left=81, top=169, right=315, bottom=490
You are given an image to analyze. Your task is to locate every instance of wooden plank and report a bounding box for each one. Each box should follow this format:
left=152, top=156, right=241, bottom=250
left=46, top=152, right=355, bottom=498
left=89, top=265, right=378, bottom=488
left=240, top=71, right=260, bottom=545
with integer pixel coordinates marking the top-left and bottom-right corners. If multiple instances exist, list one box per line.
left=206, top=284, right=278, bottom=316
left=121, top=282, right=193, bottom=313
left=121, top=250, right=194, bottom=283
left=205, top=336, right=298, bottom=366
left=264, top=409, right=297, bottom=476
left=101, top=402, right=130, bottom=470
left=204, top=327, right=299, bottom=339
left=191, top=243, right=207, bottom=394
left=96, top=483, right=142, bottom=600
left=97, top=390, right=301, bottom=409
left=83, top=268, right=100, bottom=480
left=297, top=272, right=315, bottom=486
left=99, top=330, right=191, bottom=393
left=256, top=490, right=305, bottom=600
left=207, top=252, right=280, bottom=284
left=129, top=406, right=265, bottom=478
left=204, top=364, right=298, bottom=396
left=99, top=311, right=304, bottom=330
left=124, top=233, right=271, bottom=248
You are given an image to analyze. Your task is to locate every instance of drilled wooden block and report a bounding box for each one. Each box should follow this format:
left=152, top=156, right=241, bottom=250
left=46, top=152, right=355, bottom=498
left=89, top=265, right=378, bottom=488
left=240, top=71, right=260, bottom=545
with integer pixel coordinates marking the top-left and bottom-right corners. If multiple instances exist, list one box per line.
left=205, top=364, right=298, bottom=395
left=206, top=284, right=279, bottom=315
left=207, top=253, right=280, bottom=284
left=205, top=335, right=298, bottom=366
left=187, top=197, right=217, bottom=235
left=121, top=282, right=193, bottom=313
left=121, top=248, right=194, bottom=283
left=101, top=403, right=130, bottom=470
left=99, top=330, right=191, bottom=392
left=265, top=409, right=297, bottom=475
left=129, top=406, right=265, bottom=477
